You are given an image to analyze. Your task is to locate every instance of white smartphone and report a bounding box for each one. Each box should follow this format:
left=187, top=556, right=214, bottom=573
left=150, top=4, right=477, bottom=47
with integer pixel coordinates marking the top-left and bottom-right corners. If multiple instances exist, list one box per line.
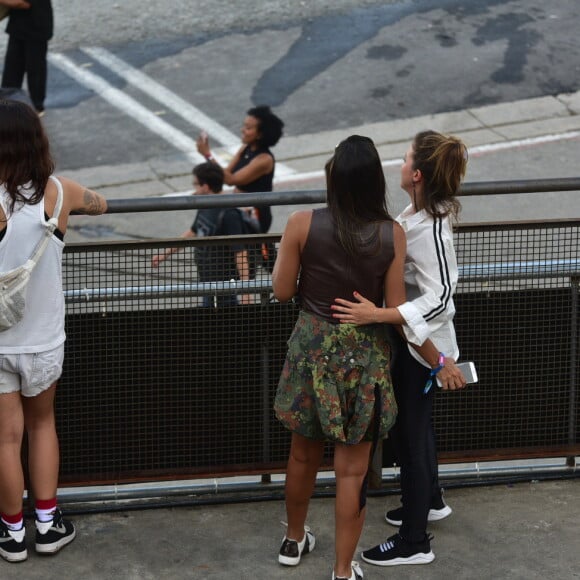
left=437, top=361, right=478, bottom=387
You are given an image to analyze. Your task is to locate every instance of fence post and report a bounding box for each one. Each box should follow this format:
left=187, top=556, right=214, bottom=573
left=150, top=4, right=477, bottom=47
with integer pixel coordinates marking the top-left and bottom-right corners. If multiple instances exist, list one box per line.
left=260, top=290, right=272, bottom=483
left=568, top=276, right=579, bottom=467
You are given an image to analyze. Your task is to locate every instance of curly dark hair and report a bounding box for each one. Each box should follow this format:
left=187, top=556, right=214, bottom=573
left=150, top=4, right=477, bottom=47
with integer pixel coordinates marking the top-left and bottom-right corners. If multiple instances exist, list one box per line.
left=247, top=105, right=284, bottom=148
left=0, top=100, right=54, bottom=213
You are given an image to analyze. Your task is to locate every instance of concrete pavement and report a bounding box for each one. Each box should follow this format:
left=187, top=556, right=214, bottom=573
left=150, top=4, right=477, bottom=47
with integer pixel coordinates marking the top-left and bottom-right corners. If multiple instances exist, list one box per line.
left=1, top=478, right=578, bottom=579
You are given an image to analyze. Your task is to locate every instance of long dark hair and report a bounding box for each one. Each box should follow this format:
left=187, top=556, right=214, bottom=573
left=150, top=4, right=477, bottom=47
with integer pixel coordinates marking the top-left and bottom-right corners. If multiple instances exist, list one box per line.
left=0, top=100, right=54, bottom=214
left=412, top=130, right=467, bottom=219
left=326, top=135, right=392, bottom=256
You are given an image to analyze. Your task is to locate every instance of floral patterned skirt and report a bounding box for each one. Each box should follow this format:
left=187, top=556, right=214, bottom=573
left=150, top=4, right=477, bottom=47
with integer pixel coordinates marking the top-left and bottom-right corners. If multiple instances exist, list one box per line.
left=274, top=310, right=397, bottom=445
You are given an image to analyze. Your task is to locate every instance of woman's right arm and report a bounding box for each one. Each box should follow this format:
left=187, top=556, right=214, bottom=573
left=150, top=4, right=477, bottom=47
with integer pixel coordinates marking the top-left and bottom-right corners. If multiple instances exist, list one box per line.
left=272, top=210, right=311, bottom=303
left=61, top=176, right=107, bottom=216
left=46, top=176, right=106, bottom=234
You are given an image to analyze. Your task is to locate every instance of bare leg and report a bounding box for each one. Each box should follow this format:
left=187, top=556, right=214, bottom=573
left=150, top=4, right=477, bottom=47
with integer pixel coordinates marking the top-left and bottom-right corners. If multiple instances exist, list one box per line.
left=284, top=432, right=324, bottom=541
left=22, top=384, right=59, bottom=502
left=333, top=441, right=372, bottom=578
left=0, top=392, right=25, bottom=516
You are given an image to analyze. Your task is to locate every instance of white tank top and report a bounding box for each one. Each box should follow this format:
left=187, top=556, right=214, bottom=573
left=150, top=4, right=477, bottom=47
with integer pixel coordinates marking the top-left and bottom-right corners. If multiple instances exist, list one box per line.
left=0, top=181, right=66, bottom=353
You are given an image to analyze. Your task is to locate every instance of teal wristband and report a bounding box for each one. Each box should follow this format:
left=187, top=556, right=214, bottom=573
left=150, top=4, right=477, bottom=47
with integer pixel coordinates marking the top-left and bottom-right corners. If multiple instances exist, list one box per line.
left=424, top=353, right=445, bottom=394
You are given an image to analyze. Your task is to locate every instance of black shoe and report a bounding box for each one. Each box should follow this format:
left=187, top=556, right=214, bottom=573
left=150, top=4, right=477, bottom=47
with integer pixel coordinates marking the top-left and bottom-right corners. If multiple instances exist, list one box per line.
left=35, top=509, right=76, bottom=555
left=385, top=501, right=452, bottom=526
left=361, top=533, right=434, bottom=566
left=278, top=527, right=315, bottom=566
left=0, top=520, right=27, bottom=563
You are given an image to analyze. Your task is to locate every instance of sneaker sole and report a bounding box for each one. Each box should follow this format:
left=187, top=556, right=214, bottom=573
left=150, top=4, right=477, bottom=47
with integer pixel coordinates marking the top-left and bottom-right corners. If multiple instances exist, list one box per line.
left=361, top=550, right=435, bottom=566
left=278, top=534, right=315, bottom=566
left=0, top=547, right=28, bottom=563
left=428, top=505, right=452, bottom=521
left=385, top=506, right=452, bottom=527
left=36, top=528, right=76, bottom=555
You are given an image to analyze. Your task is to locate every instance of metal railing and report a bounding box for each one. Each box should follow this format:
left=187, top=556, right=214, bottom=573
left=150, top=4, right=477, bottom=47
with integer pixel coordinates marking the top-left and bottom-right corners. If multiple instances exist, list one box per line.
left=53, top=178, right=579, bottom=505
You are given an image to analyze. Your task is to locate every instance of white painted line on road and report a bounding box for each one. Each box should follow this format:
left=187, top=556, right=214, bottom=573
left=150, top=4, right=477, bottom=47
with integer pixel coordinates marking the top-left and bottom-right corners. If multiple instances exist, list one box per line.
left=81, top=46, right=240, bottom=150
left=161, top=126, right=580, bottom=195
left=268, top=157, right=403, bottom=186
left=158, top=121, right=578, bottom=198
left=164, top=126, right=580, bottom=195
left=469, top=130, right=580, bottom=156
left=271, top=130, right=580, bottom=185
left=79, top=47, right=296, bottom=177
left=49, top=52, right=206, bottom=165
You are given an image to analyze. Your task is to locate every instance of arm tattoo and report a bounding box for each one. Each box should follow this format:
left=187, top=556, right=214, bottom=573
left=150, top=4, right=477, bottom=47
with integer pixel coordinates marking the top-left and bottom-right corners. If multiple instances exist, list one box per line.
left=80, top=189, right=104, bottom=215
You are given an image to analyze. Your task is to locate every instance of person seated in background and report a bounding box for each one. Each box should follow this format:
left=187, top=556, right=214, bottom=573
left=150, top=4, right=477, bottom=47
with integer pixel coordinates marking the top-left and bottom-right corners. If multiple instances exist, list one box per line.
left=151, top=162, right=251, bottom=307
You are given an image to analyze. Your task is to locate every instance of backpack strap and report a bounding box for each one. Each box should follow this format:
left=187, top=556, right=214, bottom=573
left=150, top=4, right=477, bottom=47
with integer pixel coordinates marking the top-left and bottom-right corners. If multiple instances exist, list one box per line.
left=46, top=175, right=64, bottom=229
left=26, top=176, right=64, bottom=268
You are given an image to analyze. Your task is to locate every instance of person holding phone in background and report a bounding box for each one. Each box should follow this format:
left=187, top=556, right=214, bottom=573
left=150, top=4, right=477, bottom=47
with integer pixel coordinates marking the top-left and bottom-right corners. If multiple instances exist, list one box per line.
left=332, top=130, right=468, bottom=566
left=196, top=105, right=284, bottom=233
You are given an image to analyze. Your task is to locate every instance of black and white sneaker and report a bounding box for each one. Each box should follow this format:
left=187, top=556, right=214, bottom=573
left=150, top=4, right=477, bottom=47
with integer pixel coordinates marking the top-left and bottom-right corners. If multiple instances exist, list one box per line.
left=35, top=509, right=76, bottom=555
left=0, top=520, right=27, bottom=563
left=385, top=501, right=452, bottom=527
left=278, top=527, right=315, bottom=566
left=429, top=494, right=453, bottom=521
left=332, top=560, right=364, bottom=579
left=361, top=533, right=434, bottom=566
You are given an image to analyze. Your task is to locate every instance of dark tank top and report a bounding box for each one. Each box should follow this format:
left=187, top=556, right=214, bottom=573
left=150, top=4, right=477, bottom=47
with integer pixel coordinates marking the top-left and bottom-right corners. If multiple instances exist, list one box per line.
left=299, top=207, right=395, bottom=323
left=232, top=145, right=274, bottom=232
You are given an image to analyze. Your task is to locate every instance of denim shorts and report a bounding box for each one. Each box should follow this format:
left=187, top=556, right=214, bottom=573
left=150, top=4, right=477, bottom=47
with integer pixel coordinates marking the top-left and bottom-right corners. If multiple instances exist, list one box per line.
left=0, top=345, right=64, bottom=397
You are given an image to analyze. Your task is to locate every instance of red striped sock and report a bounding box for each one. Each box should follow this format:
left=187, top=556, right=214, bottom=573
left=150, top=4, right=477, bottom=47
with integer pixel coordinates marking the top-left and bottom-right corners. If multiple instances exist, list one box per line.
left=1, top=511, right=24, bottom=531
left=35, top=498, right=57, bottom=523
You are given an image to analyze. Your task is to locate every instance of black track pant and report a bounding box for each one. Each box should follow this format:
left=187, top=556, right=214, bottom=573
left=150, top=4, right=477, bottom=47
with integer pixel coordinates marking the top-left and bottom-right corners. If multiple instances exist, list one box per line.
left=388, top=329, right=442, bottom=543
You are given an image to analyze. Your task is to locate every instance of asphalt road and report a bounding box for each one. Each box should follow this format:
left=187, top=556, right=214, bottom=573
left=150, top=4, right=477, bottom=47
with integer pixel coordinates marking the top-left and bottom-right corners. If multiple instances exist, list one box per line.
left=1, top=0, right=578, bottom=172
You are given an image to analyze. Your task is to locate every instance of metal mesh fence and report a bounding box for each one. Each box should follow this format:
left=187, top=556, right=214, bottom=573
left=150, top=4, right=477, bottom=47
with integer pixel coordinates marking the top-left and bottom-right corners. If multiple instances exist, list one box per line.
left=57, top=221, right=579, bottom=485
left=434, top=220, right=579, bottom=460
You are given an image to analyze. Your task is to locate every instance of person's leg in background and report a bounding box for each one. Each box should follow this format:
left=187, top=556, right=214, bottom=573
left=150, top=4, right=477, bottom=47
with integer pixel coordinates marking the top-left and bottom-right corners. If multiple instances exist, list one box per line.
left=1, top=35, right=26, bottom=91
left=23, top=37, right=48, bottom=113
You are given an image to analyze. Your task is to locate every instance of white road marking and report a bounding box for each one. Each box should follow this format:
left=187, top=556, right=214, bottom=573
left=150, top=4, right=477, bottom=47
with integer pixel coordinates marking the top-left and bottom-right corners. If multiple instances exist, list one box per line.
left=163, top=126, right=580, bottom=196
left=270, top=130, right=580, bottom=185
left=81, top=46, right=240, bottom=150
left=49, top=52, right=206, bottom=165
left=469, top=130, right=580, bottom=155
left=79, top=46, right=295, bottom=176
